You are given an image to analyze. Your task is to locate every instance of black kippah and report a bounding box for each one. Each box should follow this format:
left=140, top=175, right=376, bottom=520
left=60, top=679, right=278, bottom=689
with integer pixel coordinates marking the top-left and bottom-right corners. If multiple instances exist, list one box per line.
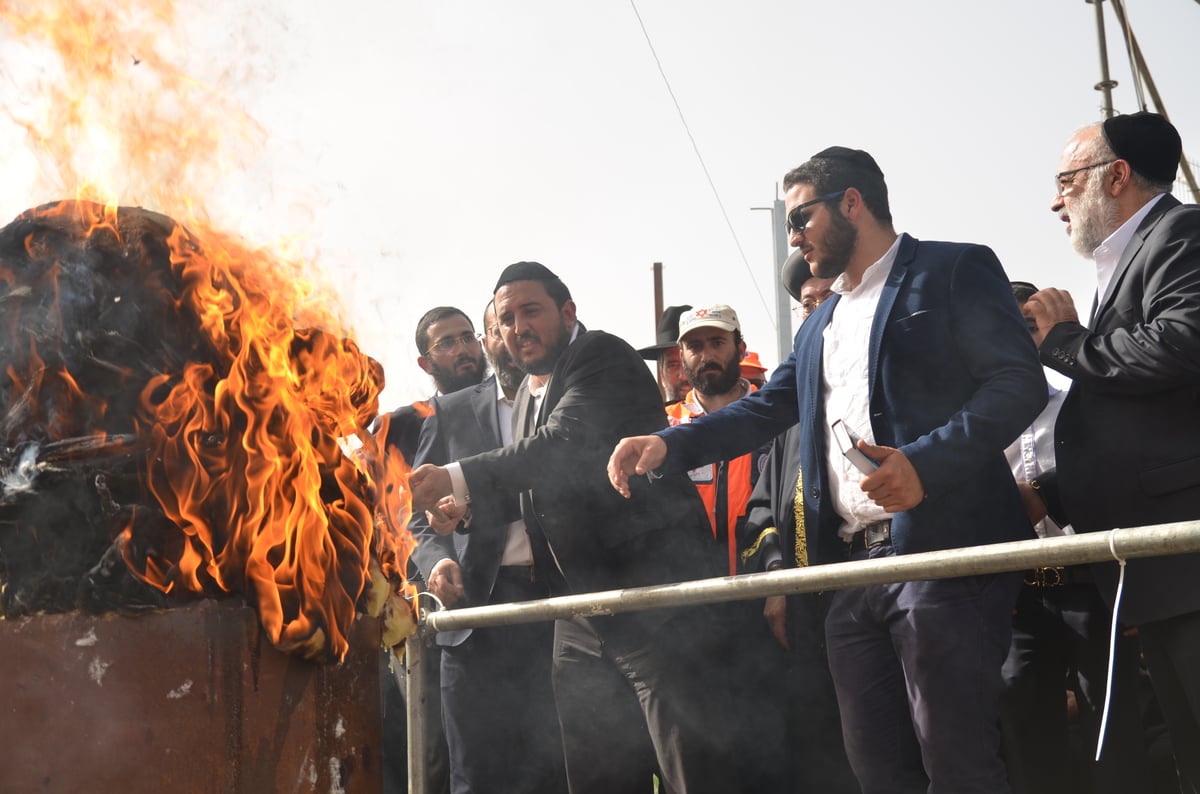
left=1101, top=112, right=1181, bottom=185
left=493, top=261, right=560, bottom=293
left=810, top=146, right=884, bottom=177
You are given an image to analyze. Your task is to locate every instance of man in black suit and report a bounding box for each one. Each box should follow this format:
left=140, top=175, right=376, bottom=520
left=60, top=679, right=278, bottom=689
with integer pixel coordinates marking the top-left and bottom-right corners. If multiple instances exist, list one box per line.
left=637, top=304, right=693, bottom=404
left=1027, top=111, right=1200, bottom=792
left=408, top=300, right=565, bottom=794
left=410, top=262, right=737, bottom=794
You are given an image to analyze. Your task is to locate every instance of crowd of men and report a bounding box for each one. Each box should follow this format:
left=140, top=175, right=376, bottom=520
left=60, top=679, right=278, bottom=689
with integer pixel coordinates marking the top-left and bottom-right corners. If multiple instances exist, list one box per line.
left=379, top=111, right=1200, bottom=794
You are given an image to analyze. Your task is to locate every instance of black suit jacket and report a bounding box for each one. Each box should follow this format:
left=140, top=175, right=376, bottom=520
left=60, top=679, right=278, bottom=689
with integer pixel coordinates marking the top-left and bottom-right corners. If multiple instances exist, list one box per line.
left=740, top=425, right=803, bottom=573
left=1040, top=194, right=1200, bottom=624
left=456, top=329, right=724, bottom=637
left=381, top=401, right=431, bottom=466
left=409, top=376, right=528, bottom=646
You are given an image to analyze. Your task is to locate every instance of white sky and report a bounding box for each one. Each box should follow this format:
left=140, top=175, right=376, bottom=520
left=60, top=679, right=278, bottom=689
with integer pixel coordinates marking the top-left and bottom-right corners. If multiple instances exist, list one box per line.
left=2, top=0, right=1198, bottom=411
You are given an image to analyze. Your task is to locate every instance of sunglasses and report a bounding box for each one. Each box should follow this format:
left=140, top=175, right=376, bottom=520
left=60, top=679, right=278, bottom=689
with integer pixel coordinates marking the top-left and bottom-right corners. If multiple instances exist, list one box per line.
left=786, top=190, right=847, bottom=235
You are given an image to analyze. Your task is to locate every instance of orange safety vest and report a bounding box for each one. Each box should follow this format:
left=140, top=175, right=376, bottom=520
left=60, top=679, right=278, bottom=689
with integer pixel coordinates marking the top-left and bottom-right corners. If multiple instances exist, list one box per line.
left=667, top=386, right=760, bottom=576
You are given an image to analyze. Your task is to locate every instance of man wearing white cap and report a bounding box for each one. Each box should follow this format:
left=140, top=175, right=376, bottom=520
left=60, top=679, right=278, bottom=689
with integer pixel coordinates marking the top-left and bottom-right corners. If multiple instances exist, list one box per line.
left=669, top=303, right=789, bottom=791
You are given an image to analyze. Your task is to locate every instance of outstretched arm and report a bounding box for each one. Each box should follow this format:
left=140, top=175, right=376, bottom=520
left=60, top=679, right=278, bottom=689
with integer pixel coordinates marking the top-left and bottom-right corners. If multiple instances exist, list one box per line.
left=607, top=435, right=668, bottom=498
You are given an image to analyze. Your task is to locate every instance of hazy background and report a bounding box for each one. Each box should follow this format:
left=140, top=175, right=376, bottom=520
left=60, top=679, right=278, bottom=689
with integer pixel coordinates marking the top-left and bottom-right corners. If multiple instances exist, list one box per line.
left=3, top=0, right=1197, bottom=412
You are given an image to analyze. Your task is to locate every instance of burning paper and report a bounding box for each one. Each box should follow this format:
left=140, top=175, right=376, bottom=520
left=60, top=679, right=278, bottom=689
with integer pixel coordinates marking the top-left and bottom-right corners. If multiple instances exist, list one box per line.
left=0, top=0, right=418, bottom=661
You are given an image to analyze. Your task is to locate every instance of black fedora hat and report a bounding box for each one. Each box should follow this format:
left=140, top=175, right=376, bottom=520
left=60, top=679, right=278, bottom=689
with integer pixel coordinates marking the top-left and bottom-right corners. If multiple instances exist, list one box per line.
left=782, top=249, right=813, bottom=301
left=637, top=304, right=692, bottom=360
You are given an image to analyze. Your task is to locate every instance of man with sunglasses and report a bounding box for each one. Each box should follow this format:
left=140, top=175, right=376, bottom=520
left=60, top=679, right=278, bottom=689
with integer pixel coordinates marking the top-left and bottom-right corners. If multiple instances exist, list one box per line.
left=610, top=146, right=1046, bottom=793
left=1026, top=111, right=1200, bottom=792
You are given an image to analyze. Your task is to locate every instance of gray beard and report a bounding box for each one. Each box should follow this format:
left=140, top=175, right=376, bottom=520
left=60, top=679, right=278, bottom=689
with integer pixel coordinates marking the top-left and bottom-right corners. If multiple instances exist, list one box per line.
left=1070, top=177, right=1121, bottom=257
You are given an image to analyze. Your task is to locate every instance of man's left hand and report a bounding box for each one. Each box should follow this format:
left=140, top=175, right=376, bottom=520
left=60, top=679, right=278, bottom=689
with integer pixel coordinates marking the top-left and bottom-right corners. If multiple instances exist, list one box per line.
left=410, top=463, right=453, bottom=513
left=857, top=442, right=926, bottom=512
left=1025, top=287, right=1079, bottom=348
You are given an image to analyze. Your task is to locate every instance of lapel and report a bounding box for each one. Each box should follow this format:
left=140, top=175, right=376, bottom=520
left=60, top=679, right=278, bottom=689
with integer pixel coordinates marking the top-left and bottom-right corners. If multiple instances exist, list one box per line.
left=868, top=233, right=915, bottom=396
left=1093, top=194, right=1179, bottom=327
left=527, top=322, right=588, bottom=429
left=513, top=379, right=534, bottom=440
left=469, top=376, right=502, bottom=445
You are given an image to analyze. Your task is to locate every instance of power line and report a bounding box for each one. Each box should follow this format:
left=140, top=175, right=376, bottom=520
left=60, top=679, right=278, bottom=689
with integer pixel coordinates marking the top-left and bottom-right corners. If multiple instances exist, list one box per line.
left=628, top=0, right=775, bottom=330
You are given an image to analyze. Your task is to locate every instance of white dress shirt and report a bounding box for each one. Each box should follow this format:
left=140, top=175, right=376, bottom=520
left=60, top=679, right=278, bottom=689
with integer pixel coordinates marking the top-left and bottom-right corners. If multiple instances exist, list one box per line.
left=1093, top=193, right=1166, bottom=313
left=1004, top=372, right=1072, bottom=539
left=822, top=236, right=901, bottom=541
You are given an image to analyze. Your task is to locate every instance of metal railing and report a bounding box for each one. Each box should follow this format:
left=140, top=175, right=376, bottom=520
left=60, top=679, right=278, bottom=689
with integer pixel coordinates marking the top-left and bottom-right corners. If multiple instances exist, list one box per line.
left=405, top=519, right=1200, bottom=794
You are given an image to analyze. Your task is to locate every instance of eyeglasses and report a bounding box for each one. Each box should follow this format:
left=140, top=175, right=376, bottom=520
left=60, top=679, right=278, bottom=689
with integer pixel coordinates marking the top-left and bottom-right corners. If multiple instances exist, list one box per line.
left=799, top=296, right=825, bottom=315
left=1054, top=160, right=1115, bottom=195
left=425, top=332, right=482, bottom=356
left=786, top=190, right=847, bottom=235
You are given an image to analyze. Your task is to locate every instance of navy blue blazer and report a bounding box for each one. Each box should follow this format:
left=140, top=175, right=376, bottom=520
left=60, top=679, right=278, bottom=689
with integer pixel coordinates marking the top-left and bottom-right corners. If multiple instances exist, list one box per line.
left=661, top=234, right=1047, bottom=565
left=409, top=376, right=525, bottom=646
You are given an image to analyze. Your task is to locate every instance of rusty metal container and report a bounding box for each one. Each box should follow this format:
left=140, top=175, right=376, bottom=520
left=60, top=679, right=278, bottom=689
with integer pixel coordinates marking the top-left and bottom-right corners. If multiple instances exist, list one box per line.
left=0, top=600, right=383, bottom=793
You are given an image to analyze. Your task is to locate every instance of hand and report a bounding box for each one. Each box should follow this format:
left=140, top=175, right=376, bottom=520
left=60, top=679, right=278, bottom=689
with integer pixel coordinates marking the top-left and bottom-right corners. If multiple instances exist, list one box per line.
left=607, top=435, right=667, bottom=498
left=857, top=442, right=926, bottom=512
left=1025, top=288, right=1078, bottom=348
left=1015, top=481, right=1047, bottom=525
left=426, top=496, right=467, bottom=536
left=763, top=595, right=789, bottom=651
left=427, top=559, right=464, bottom=607
left=410, top=463, right=453, bottom=512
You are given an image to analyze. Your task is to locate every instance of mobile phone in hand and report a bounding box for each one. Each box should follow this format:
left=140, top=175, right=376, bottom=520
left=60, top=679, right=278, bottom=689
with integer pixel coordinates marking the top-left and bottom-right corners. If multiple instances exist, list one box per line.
left=831, top=419, right=879, bottom=474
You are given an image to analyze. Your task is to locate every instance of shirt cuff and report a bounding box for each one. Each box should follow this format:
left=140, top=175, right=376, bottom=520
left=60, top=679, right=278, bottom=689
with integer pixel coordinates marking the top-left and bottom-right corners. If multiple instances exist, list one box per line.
left=446, top=462, right=470, bottom=507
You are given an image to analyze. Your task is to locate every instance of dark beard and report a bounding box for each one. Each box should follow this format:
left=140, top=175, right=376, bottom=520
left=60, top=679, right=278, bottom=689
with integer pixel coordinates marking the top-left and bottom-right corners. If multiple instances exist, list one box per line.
left=490, top=350, right=526, bottom=393
left=811, top=206, right=857, bottom=280
left=429, top=357, right=484, bottom=394
left=685, top=353, right=741, bottom=397
left=517, top=320, right=570, bottom=376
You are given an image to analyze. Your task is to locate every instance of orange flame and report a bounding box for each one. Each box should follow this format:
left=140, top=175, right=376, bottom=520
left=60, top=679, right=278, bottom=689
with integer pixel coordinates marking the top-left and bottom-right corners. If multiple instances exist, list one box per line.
left=0, top=2, right=417, bottom=661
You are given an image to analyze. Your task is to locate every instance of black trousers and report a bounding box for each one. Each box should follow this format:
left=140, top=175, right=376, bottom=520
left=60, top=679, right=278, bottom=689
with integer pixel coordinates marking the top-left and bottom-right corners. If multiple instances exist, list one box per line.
left=1000, top=576, right=1148, bottom=794
left=551, top=611, right=740, bottom=794
left=784, top=592, right=859, bottom=793
left=440, top=571, right=564, bottom=794
left=1139, top=608, right=1200, bottom=794
left=826, top=544, right=1022, bottom=794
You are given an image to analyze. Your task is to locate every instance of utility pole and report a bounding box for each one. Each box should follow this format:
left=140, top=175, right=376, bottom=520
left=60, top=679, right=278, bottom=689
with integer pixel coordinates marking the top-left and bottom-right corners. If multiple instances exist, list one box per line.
left=1106, top=0, right=1200, bottom=202
left=651, top=261, right=664, bottom=329
left=1087, top=0, right=1117, bottom=118
left=752, top=192, right=792, bottom=363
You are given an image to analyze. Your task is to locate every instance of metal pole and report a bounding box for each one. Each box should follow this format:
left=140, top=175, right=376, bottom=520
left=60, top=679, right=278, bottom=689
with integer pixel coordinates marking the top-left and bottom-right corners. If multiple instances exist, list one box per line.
left=754, top=194, right=793, bottom=364
left=404, top=633, right=429, bottom=794
left=425, top=520, right=1200, bottom=633
left=1087, top=0, right=1117, bottom=118
left=771, top=197, right=792, bottom=362
left=652, top=261, right=664, bottom=328
left=1107, top=0, right=1200, bottom=203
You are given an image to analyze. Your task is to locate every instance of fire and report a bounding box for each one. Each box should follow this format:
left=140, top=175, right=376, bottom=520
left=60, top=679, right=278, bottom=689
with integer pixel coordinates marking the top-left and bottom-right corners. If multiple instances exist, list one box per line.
left=0, top=1, right=418, bottom=662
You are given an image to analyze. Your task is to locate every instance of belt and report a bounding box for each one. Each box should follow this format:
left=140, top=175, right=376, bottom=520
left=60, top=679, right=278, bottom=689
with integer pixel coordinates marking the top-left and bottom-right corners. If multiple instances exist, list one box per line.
left=497, top=564, right=536, bottom=583
left=849, top=521, right=892, bottom=553
left=1024, top=565, right=1092, bottom=588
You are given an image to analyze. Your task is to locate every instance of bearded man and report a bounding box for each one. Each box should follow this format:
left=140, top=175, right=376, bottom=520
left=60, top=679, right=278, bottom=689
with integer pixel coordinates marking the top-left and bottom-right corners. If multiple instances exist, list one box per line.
left=610, top=146, right=1046, bottom=794
left=1026, top=111, right=1200, bottom=792
left=409, top=263, right=738, bottom=794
